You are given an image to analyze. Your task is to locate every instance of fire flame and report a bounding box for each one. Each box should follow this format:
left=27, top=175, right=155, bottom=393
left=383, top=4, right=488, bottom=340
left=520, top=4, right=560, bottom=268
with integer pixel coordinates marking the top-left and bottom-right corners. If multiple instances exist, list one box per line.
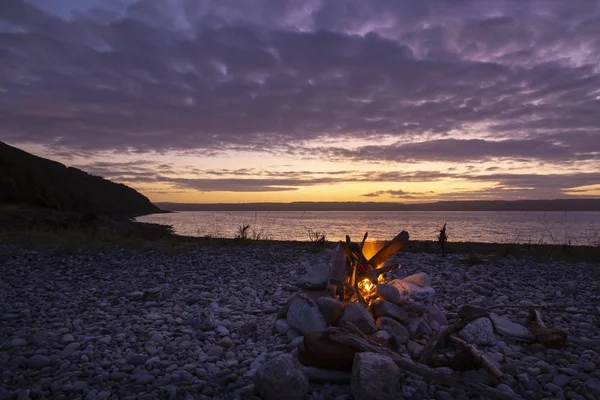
left=359, top=278, right=375, bottom=294
left=356, top=272, right=387, bottom=306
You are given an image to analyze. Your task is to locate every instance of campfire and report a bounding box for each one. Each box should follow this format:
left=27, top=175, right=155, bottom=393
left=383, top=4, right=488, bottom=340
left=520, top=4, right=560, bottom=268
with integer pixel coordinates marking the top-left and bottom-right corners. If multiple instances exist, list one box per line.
left=327, top=231, right=409, bottom=306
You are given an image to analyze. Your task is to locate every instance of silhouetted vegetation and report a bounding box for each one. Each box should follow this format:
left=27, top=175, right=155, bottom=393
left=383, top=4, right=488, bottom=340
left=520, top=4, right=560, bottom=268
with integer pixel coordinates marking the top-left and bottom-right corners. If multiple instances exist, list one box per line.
left=235, top=224, right=252, bottom=240
left=438, top=222, right=448, bottom=256
left=0, top=142, right=161, bottom=216
left=307, top=228, right=327, bottom=246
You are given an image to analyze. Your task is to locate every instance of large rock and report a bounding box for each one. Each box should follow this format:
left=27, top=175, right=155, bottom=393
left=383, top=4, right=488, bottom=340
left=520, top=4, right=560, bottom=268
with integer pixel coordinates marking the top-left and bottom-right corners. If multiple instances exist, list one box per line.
left=340, top=302, right=376, bottom=334
left=298, top=262, right=330, bottom=289
left=254, top=354, right=309, bottom=400
left=376, top=317, right=409, bottom=346
left=489, top=313, right=535, bottom=341
left=351, top=352, right=401, bottom=400
left=315, top=297, right=344, bottom=326
left=376, top=284, right=403, bottom=304
left=377, top=280, right=435, bottom=306
left=286, top=295, right=327, bottom=334
left=459, top=317, right=496, bottom=345
left=275, top=319, right=291, bottom=335
left=426, top=306, right=448, bottom=329
left=302, top=366, right=352, bottom=383
left=370, top=300, right=408, bottom=322
left=401, top=272, right=431, bottom=288
left=407, top=316, right=433, bottom=339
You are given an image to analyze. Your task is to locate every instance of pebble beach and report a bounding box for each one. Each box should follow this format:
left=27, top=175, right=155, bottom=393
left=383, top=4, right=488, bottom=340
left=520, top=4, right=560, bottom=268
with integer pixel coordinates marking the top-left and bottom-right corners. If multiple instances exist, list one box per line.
left=1, top=242, right=600, bottom=400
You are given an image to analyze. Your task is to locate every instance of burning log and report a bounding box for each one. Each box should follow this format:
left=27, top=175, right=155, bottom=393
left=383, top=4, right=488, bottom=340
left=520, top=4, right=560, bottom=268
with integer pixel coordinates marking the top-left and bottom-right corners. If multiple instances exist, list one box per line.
left=526, top=308, right=568, bottom=348
left=300, top=328, right=521, bottom=400
left=352, top=232, right=369, bottom=306
left=366, top=231, right=409, bottom=268
left=367, top=264, right=400, bottom=285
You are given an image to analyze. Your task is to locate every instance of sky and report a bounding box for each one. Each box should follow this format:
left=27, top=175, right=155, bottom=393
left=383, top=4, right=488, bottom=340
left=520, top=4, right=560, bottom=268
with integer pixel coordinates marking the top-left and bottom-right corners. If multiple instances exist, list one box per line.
left=1, top=0, right=600, bottom=203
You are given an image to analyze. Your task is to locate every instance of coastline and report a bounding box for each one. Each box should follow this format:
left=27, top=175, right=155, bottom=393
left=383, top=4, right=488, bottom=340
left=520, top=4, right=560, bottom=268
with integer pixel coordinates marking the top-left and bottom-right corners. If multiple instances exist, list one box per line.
left=1, top=238, right=600, bottom=399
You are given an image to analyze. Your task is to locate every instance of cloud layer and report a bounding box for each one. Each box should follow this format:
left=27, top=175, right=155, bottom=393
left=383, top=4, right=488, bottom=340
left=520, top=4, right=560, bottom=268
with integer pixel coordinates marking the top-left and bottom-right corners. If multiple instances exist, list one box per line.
left=1, top=0, right=599, bottom=199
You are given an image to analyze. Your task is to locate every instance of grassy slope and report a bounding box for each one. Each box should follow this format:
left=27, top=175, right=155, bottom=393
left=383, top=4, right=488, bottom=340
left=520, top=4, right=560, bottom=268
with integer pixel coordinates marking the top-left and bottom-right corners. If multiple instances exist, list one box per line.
left=0, top=142, right=161, bottom=216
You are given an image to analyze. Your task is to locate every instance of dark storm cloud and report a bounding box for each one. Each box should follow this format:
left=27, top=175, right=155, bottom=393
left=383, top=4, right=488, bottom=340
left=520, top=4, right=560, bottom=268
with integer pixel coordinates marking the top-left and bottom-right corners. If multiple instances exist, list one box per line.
left=1, top=0, right=599, bottom=166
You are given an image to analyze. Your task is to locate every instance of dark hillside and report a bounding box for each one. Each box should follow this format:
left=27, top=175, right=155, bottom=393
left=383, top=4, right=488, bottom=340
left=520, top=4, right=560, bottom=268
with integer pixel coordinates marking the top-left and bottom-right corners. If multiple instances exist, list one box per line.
left=0, top=142, right=161, bottom=216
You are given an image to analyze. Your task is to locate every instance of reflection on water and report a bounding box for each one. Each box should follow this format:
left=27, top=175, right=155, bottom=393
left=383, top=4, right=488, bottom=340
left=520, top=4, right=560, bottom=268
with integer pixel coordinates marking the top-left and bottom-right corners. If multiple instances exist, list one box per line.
left=136, top=210, right=600, bottom=245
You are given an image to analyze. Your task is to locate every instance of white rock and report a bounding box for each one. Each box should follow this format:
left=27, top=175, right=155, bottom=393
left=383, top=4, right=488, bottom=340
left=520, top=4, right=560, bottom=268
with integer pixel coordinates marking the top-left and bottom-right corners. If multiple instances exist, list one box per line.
left=377, top=280, right=435, bottom=306
left=401, top=272, right=431, bottom=288
left=459, top=317, right=496, bottom=345
left=489, top=313, right=535, bottom=341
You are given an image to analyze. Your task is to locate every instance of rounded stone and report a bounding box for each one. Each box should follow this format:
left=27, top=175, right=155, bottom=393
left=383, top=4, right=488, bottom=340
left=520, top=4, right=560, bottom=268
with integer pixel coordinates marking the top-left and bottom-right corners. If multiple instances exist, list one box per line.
left=10, top=338, right=27, bottom=347
left=27, top=355, right=50, bottom=369
left=207, top=345, right=224, bottom=357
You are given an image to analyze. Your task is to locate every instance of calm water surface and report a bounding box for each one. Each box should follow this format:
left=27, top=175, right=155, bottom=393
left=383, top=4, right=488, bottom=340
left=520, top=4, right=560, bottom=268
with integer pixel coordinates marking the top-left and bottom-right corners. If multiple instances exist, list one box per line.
left=136, top=211, right=600, bottom=245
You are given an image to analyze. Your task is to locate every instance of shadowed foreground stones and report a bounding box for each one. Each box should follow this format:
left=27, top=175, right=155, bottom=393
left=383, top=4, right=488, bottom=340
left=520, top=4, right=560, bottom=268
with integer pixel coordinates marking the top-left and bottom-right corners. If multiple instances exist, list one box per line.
left=351, top=352, right=401, bottom=400
left=254, top=354, right=309, bottom=400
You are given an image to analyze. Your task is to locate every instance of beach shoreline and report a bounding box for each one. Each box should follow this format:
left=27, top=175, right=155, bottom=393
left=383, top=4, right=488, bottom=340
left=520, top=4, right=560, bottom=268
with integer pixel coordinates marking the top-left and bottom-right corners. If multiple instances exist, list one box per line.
left=1, top=240, right=599, bottom=399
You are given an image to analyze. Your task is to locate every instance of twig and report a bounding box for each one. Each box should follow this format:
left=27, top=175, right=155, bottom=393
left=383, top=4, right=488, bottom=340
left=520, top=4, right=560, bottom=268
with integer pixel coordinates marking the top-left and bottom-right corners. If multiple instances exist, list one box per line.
left=449, top=335, right=503, bottom=379
left=526, top=308, right=568, bottom=348
left=418, top=315, right=481, bottom=364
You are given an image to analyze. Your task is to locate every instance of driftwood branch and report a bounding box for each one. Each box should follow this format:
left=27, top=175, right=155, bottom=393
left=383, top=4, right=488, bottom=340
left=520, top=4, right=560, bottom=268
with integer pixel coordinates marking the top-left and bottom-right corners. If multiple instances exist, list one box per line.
left=449, top=335, right=503, bottom=379
left=418, top=312, right=483, bottom=364
left=487, top=304, right=600, bottom=316
left=526, top=308, right=568, bottom=348
left=300, top=328, right=522, bottom=400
